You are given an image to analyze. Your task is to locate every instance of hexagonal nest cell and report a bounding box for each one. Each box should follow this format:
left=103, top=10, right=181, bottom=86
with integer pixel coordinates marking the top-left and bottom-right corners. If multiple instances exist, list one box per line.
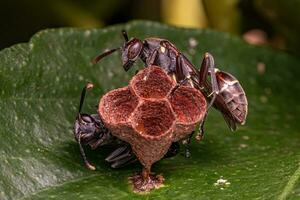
left=132, top=100, right=175, bottom=139
left=130, top=65, right=175, bottom=99
left=99, top=86, right=139, bottom=125
left=168, top=86, right=207, bottom=141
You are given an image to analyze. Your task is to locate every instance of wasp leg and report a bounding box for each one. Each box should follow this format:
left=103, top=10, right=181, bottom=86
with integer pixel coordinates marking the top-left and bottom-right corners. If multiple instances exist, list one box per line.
left=89, top=132, right=111, bottom=150
left=106, top=142, right=181, bottom=168
left=175, top=55, right=196, bottom=157
left=178, top=55, right=194, bottom=82
left=196, top=53, right=220, bottom=141
left=196, top=114, right=207, bottom=141
left=170, top=77, right=189, bottom=95
left=173, top=55, right=196, bottom=157
left=145, top=48, right=159, bottom=66
left=175, top=55, right=185, bottom=81
left=164, top=142, right=180, bottom=158
left=182, top=131, right=195, bottom=158
left=199, top=52, right=220, bottom=108
left=143, top=48, right=160, bottom=80
left=105, top=145, right=137, bottom=168
left=77, top=133, right=96, bottom=170
left=170, top=55, right=193, bottom=94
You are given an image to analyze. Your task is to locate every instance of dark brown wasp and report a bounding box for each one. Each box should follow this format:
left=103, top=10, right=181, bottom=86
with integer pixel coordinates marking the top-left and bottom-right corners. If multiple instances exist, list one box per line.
left=74, top=83, right=127, bottom=170
left=74, top=83, right=180, bottom=170
left=92, top=30, right=248, bottom=155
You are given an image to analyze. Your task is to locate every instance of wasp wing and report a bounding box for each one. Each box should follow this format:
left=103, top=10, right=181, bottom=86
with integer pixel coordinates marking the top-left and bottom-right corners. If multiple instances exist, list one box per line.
left=221, top=111, right=237, bottom=131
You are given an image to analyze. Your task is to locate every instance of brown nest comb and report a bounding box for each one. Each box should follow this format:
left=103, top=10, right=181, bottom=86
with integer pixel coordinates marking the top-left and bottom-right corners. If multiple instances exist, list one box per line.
left=99, top=65, right=206, bottom=192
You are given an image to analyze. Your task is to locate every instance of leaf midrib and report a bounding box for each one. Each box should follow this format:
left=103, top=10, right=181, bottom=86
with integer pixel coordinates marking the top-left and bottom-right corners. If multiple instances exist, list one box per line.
left=278, top=164, right=300, bottom=200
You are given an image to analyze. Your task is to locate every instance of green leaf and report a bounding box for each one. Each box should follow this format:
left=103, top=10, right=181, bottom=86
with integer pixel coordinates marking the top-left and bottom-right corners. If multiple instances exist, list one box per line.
left=1, top=21, right=300, bottom=200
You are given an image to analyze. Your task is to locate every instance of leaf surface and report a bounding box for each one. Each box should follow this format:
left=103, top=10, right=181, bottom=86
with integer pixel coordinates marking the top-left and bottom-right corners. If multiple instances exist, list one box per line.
left=0, top=21, right=300, bottom=200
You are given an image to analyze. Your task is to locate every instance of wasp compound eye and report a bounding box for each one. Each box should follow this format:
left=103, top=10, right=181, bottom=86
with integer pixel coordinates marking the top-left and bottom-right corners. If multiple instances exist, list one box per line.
left=127, top=41, right=142, bottom=59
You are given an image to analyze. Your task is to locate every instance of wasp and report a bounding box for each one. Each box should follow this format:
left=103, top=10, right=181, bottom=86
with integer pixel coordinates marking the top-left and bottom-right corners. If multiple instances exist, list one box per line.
left=93, top=31, right=248, bottom=144
left=74, top=83, right=180, bottom=170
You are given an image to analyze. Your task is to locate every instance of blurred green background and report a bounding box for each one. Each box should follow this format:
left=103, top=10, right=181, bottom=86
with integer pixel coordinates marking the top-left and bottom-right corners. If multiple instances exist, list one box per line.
left=1, top=0, right=300, bottom=55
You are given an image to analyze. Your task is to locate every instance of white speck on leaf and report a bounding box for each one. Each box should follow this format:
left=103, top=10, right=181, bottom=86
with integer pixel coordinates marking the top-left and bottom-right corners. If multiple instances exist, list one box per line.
left=38, top=106, right=44, bottom=112
left=239, top=143, right=248, bottom=149
left=257, top=62, right=266, bottom=75
left=29, top=43, right=34, bottom=50
left=55, top=76, right=60, bottom=82
left=242, top=135, right=250, bottom=140
left=214, top=177, right=231, bottom=188
left=260, top=95, right=268, bottom=103
left=188, top=37, right=198, bottom=48
left=24, top=101, right=28, bottom=107
left=78, top=75, right=84, bottom=81
left=84, top=30, right=91, bottom=37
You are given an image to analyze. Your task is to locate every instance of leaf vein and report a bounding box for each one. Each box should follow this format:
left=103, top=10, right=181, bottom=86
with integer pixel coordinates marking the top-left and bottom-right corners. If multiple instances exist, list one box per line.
left=278, top=163, right=300, bottom=200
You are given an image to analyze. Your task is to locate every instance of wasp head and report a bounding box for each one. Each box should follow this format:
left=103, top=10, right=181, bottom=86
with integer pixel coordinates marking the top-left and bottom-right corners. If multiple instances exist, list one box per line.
left=121, top=38, right=143, bottom=71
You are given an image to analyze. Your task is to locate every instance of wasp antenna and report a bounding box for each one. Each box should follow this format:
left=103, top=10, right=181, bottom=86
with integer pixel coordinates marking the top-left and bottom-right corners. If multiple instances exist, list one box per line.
left=78, top=135, right=96, bottom=170
left=121, top=30, right=129, bottom=41
left=78, top=83, right=94, bottom=113
left=92, top=48, right=120, bottom=65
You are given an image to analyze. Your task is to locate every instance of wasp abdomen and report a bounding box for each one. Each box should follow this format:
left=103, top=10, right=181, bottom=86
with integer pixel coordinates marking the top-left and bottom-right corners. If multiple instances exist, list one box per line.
left=217, top=71, right=248, bottom=125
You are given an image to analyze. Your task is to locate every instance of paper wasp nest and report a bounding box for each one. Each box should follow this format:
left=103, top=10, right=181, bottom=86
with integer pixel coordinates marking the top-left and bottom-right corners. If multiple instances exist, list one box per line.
left=99, top=66, right=206, bottom=173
